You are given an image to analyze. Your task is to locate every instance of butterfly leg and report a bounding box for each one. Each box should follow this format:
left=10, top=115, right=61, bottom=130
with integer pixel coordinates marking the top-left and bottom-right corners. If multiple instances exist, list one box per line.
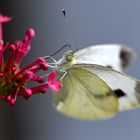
left=41, top=55, right=59, bottom=69
left=42, top=56, right=58, bottom=63
left=59, top=70, right=67, bottom=80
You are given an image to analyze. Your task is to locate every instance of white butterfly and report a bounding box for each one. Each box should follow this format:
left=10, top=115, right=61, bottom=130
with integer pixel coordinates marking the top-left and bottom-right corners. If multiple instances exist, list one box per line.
left=50, top=44, right=140, bottom=120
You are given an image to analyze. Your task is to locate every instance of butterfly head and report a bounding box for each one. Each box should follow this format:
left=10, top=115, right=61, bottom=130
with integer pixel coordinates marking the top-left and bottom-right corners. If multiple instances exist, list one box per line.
left=57, top=49, right=74, bottom=70
left=65, top=48, right=74, bottom=62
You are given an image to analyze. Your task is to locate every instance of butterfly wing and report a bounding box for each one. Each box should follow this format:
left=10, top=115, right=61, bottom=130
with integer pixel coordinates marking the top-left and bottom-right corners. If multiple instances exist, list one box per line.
left=52, top=66, right=118, bottom=120
left=72, top=44, right=134, bottom=72
left=77, top=64, right=140, bottom=111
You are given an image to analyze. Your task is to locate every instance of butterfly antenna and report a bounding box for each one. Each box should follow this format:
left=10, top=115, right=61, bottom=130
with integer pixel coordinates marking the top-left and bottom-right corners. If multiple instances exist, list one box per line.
left=43, top=10, right=73, bottom=60
left=62, top=9, right=74, bottom=49
left=42, top=44, right=71, bottom=62
left=50, top=44, right=71, bottom=57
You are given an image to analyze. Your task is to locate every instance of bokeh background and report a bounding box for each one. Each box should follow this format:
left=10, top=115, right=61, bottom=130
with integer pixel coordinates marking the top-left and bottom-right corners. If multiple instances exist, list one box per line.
left=1, top=0, right=140, bottom=140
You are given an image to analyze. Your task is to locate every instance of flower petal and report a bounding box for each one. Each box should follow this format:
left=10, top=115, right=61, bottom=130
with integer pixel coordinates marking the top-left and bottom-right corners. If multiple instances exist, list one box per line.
left=48, top=71, right=57, bottom=81
left=0, top=15, right=12, bottom=23
left=48, top=80, right=62, bottom=92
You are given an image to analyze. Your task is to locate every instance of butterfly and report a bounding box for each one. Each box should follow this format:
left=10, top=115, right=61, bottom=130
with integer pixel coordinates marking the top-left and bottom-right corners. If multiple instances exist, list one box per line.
left=51, top=44, right=140, bottom=120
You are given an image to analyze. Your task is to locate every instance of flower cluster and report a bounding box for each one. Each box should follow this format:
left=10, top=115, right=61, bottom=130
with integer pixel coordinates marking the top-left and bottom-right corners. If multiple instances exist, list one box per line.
left=0, top=14, right=62, bottom=105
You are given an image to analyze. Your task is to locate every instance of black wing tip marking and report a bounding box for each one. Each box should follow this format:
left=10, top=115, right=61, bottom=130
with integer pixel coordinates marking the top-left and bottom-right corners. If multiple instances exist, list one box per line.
left=135, top=83, right=140, bottom=93
left=120, top=47, right=134, bottom=69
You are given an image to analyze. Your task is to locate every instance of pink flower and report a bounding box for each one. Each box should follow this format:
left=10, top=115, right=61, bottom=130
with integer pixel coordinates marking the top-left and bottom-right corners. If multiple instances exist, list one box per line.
left=0, top=14, right=62, bottom=105
left=48, top=71, right=62, bottom=92
left=0, top=14, right=12, bottom=40
left=26, top=71, right=62, bottom=97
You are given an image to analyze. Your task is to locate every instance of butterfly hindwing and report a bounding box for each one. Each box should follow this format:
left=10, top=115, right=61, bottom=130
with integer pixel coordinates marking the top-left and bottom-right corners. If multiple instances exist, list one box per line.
left=77, top=64, right=140, bottom=111
left=52, top=66, right=118, bottom=120
left=72, top=44, right=134, bottom=72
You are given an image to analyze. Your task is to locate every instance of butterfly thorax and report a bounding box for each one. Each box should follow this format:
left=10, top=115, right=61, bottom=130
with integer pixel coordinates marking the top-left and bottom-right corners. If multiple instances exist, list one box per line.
left=57, top=49, right=74, bottom=71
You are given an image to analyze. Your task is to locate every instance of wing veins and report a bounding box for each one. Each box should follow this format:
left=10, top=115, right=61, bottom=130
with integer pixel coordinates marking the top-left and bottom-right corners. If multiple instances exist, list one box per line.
left=67, top=72, right=97, bottom=111
left=70, top=69, right=113, bottom=112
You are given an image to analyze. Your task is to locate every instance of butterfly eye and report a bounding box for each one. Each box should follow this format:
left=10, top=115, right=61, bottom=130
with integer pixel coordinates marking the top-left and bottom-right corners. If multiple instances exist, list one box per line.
left=66, top=51, right=73, bottom=62
left=66, top=54, right=73, bottom=62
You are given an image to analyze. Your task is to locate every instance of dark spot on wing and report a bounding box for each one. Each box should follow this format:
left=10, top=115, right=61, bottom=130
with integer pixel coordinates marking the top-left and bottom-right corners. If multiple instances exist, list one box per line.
left=135, top=83, right=140, bottom=102
left=135, top=83, right=140, bottom=93
left=114, top=89, right=126, bottom=98
left=106, top=65, right=113, bottom=69
left=120, top=48, right=133, bottom=69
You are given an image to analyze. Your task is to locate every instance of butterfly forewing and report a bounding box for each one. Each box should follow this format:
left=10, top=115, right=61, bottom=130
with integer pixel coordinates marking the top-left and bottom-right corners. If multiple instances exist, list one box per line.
left=72, top=44, right=134, bottom=72
left=77, top=64, right=140, bottom=111
left=53, top=66, right=118, bottom=120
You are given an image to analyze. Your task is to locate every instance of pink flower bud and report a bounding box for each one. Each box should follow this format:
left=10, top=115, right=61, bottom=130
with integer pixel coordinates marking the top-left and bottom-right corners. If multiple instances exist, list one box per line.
left=0, top=15, right=11, bottom=23
left=40, top=63, right=48, bottom=70
left=26, top=28, right=35, bottom=38
left=36, top=57, right=46, bottom=64
left=10, top=98, right=16, bottom=106
left=0, top=73, right=4, bottom=77
left=48, top=71, right=62, bottom=92
left=24, top=88, right=32, bottom=96
left=24, top=71, right=35, bottom=79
